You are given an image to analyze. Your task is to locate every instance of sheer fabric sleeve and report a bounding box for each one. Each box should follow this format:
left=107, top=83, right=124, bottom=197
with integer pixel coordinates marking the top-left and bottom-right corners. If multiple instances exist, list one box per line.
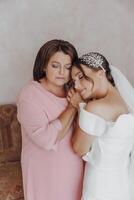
left=17, top=100, right=62, bottom=151
left=129, top=147, right=134, bottom=200
left=129, top=116, right=134, bottom=199
left=79, top=103, right=108, bottom=137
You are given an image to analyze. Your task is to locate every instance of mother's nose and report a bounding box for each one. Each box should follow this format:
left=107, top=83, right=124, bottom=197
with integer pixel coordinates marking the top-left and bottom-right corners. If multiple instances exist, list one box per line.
left=59, top=67, right=64, bottom=75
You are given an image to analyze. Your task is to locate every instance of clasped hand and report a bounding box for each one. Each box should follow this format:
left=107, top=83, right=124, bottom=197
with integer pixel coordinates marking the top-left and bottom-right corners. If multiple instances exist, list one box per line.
left=67, top=88, right=83, bottom=109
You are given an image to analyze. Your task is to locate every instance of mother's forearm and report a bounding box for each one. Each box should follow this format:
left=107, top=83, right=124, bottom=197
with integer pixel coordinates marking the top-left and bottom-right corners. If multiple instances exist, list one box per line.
left=57, top=104, right=77, bottom=140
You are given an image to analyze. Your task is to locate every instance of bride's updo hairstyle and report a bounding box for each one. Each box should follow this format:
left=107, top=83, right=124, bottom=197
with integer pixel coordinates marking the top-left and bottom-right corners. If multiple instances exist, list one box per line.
left=73, top=52, right=115, bottom=87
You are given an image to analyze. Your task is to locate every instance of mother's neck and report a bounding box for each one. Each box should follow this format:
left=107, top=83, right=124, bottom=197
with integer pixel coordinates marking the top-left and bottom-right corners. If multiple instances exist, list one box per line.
left=40, top=78, right=66, bottom=98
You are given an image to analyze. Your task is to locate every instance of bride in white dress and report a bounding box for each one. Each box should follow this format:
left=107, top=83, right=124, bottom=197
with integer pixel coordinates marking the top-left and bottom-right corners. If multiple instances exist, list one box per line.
left=68, top=52, right=134, bottom=200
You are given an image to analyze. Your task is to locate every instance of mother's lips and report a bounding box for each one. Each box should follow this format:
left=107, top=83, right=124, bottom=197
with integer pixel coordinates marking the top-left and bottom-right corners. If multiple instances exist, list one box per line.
left=56, top=77, right=65, bottom=79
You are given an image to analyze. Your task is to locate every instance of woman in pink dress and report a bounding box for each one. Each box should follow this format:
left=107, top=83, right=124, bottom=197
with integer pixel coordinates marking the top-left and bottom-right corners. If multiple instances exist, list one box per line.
left=17, top=39, right=84, bottom=200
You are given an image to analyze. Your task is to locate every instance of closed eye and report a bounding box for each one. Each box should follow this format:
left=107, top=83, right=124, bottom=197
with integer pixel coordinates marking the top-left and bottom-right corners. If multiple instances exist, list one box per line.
left=78, top=74, right=84, bottom=79
left=65, top=64, right=72, bottom=70
left=52, top=64, right=60, bottom=68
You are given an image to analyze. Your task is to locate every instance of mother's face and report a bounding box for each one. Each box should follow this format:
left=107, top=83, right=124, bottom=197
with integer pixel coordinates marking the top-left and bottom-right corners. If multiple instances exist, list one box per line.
left=44, top=51, right=72, bottom=87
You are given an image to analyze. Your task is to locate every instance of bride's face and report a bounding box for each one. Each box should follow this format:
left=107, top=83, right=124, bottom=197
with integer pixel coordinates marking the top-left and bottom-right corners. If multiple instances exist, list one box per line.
left=71, top=64, right=106, bottom=100
left=71, top=65, right=95, bottom=100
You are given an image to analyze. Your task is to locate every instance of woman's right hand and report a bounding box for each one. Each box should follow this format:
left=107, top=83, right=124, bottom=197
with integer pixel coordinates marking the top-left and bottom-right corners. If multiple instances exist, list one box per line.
left=67, top=88, right=83, bottom=109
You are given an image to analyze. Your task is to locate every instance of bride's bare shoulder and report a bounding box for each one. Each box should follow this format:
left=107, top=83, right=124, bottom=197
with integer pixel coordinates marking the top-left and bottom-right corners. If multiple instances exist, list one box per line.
left=85, top=99, right=108, bottom=113
left=85, top=99, right=116, bottom=121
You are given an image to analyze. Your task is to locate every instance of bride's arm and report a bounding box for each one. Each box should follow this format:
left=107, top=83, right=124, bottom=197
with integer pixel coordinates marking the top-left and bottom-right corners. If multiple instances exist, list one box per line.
left=72, top=101, right=108, bottom=156
left=72, top=123, right=94, bottom=156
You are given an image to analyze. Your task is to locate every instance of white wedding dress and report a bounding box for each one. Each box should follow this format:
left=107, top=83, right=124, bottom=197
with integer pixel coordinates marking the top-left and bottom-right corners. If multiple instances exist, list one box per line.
left=79, top=103, right=134, bottom=200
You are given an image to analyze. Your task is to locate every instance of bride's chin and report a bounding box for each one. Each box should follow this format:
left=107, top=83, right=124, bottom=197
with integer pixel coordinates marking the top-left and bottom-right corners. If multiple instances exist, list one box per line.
left=82, top=94, right=90, bottom=101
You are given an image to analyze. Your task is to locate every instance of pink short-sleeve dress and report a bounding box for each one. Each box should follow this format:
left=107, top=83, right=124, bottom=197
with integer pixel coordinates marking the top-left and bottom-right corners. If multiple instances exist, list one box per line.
left=17, top=81, right=84, bottom=200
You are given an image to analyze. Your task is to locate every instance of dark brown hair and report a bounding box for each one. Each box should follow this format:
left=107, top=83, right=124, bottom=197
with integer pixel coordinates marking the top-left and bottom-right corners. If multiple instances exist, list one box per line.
left=72, top=52, right=115, bottom=87
left=33, top=39, right=78, bottom=81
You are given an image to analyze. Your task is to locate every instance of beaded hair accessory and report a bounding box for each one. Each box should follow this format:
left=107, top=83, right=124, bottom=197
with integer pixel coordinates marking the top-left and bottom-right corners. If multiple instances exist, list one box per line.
left=79, top=52, right=106, bottom=72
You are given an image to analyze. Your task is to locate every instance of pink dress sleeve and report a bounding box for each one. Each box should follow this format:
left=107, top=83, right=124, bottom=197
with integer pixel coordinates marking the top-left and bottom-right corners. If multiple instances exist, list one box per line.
left=17, top=99, right=62, bottom=150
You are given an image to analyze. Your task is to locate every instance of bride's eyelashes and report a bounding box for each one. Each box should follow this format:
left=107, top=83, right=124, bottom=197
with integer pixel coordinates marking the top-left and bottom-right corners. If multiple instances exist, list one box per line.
left=79, top=74, right=84, bottom=79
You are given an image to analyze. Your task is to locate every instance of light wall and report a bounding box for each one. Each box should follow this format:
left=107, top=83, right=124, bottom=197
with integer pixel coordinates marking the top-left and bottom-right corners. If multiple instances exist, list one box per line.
left=0, top=0, right=134, bottom=103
